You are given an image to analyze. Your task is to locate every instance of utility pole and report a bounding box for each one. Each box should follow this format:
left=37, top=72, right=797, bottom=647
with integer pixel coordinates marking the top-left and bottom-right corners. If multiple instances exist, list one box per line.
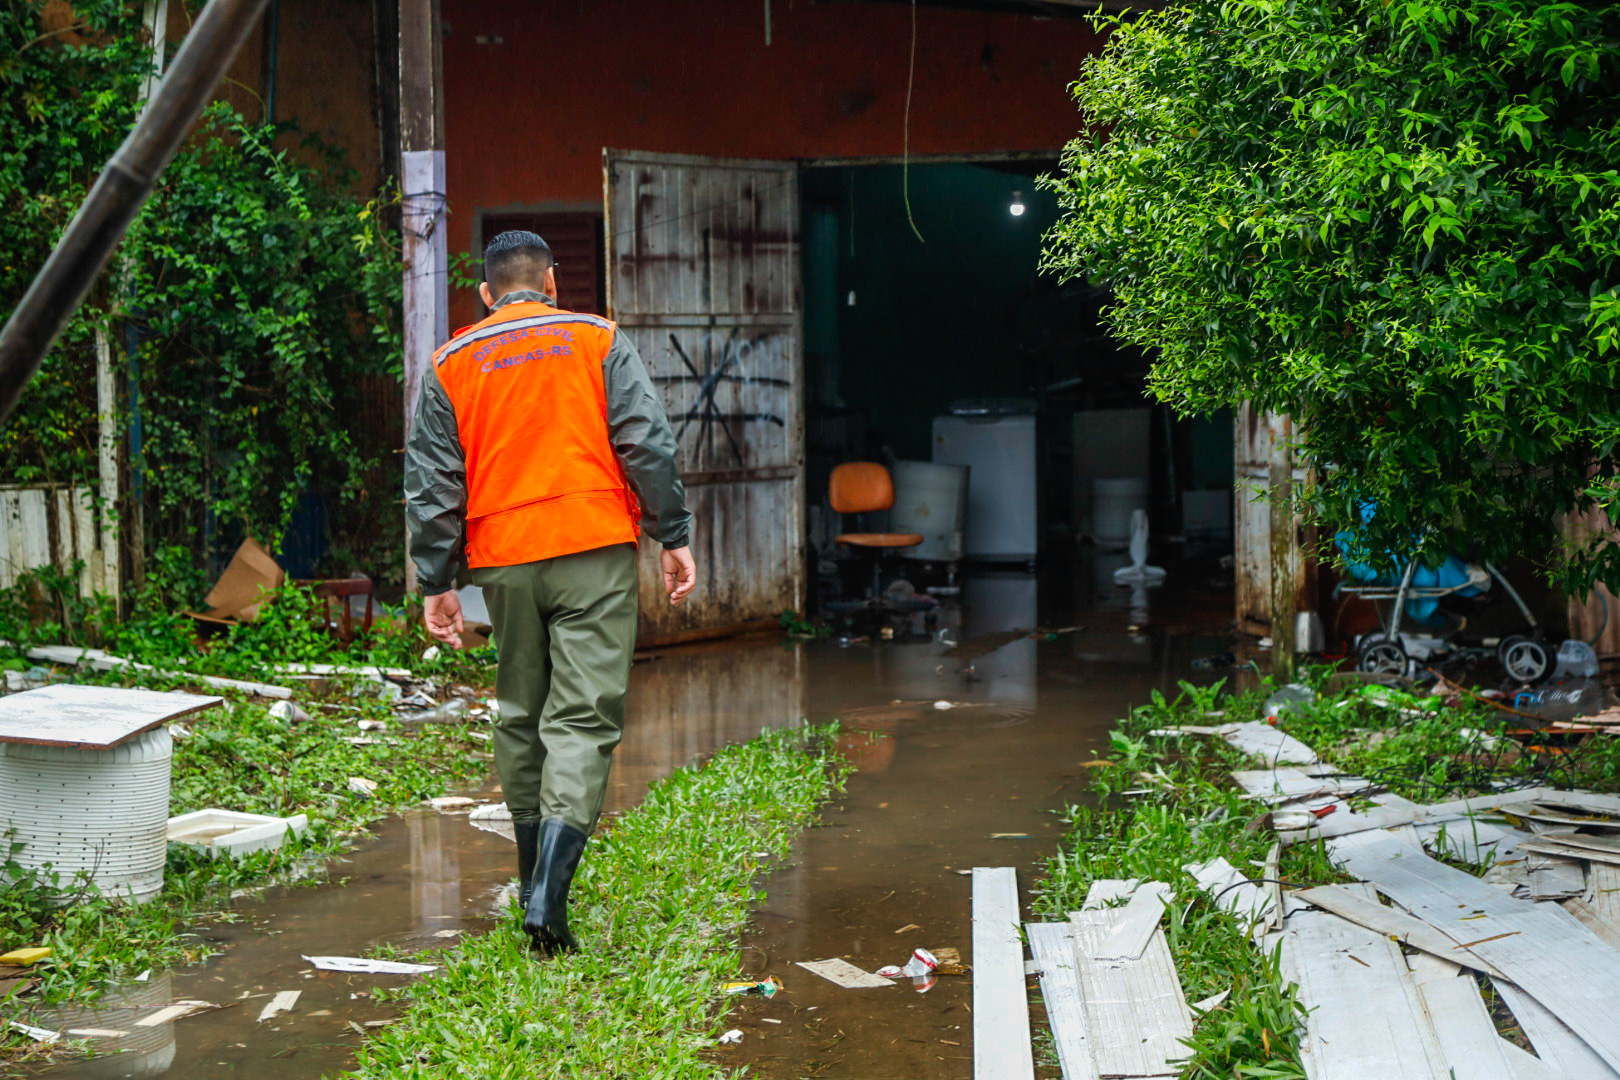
left=0, top=0, right=270, bottom=425
left=398, top=0, right=448, bottom=592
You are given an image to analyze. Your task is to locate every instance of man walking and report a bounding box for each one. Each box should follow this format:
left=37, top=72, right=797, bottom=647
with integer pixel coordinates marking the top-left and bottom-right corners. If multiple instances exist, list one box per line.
left=404, top=229, right=695, bottom=954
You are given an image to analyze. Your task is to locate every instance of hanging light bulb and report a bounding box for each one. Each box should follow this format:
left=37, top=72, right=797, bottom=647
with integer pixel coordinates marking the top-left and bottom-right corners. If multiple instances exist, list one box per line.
left=1009, top=189, right=1027, bottom=217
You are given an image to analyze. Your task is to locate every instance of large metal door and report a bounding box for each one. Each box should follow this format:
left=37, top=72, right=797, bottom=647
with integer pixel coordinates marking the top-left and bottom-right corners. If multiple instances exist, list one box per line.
left=604, top=150, right=803, bottom=643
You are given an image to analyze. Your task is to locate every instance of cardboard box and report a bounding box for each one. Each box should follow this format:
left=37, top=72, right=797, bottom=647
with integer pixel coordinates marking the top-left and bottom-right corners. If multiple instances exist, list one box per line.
left=187, top=539, right=284, bottom=629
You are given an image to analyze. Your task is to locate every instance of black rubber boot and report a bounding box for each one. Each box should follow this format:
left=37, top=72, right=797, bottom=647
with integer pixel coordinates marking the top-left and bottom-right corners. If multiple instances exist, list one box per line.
left=523, top=818, right=587, bottom=955
left=513, top=822, right=540, bottom=911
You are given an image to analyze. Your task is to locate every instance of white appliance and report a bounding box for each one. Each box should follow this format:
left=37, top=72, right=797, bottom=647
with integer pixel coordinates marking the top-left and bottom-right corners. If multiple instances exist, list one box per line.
left=890, top=460, right=969, bottom=563
left=932, top=413, right=1037, bottom=561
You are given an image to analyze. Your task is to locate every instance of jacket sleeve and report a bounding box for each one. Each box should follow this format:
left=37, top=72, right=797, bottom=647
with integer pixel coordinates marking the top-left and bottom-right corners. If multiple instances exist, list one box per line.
left=603, top=328, right=693, bottom=549
left=404, top=367, right=467, bottom=595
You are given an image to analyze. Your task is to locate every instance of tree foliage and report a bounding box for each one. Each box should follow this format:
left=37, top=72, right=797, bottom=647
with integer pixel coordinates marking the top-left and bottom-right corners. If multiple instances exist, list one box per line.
left=1043, top=0, right=1620, bottom=590
left=0, top=0, right=402, bottom=578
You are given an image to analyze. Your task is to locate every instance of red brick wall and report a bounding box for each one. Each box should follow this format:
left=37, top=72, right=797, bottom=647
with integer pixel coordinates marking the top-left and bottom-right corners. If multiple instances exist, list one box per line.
left=440, top=0, right=1100, bottom=323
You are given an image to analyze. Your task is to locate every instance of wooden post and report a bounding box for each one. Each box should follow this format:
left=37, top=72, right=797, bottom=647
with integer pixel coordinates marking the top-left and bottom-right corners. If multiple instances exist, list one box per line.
left=398, top=0, right=447, bottom=591
left=1267, top=413, right=1296, bottom=680
left=93, top=328, right=120, bottom=602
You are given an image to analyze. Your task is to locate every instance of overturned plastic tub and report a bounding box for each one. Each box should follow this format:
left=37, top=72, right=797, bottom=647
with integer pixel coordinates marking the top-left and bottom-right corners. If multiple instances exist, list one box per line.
left=0, top=685, right=223, bottom=904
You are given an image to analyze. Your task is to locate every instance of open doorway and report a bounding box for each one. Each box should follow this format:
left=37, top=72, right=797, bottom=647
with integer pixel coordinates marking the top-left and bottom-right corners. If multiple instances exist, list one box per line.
left=799, top=158, right=1235, bottom=616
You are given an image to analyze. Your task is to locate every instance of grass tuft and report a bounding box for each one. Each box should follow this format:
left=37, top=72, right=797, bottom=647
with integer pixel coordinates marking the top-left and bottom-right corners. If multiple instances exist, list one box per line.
left=346, top=723, right=848, bottom=1080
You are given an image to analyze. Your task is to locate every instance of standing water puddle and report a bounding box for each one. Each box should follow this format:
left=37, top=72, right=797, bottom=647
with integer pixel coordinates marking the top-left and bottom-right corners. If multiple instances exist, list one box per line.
left=29, top=636, right=806, bottom=1079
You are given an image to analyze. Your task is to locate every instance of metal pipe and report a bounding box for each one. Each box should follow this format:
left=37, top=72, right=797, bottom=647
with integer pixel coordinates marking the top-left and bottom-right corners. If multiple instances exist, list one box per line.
left=0, top=0, right=271, bottom=427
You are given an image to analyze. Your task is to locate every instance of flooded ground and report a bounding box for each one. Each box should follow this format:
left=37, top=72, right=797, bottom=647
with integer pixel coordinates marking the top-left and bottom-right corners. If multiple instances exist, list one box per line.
left=723, top=563, right=1231, bottom=1079
left=33, top=556, right=1232, bottom=1080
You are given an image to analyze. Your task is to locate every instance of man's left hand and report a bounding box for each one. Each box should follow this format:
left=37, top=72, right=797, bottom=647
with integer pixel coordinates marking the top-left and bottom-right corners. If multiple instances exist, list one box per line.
left=423, top=590, right=465, bottom=649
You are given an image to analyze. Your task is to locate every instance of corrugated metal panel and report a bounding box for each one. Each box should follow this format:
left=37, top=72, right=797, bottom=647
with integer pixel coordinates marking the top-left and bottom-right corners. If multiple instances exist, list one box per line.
left=0, top=484, right=101, bottom=596
left=605, top=150, right=804, bottom=643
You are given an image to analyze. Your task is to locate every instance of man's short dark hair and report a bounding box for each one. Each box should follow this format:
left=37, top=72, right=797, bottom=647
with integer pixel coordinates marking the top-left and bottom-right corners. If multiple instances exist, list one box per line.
left=483, top=230, right=554, bottom=295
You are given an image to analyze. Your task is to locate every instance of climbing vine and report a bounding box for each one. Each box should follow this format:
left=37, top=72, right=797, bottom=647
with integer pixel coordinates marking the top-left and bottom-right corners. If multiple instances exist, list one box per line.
left=0, top=0, right=404, bottom=585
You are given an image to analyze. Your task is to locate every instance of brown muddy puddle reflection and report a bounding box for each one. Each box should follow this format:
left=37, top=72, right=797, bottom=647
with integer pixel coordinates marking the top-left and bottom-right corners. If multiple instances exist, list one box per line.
left=31, top=639, right=808, bottom=1080
left=721, top=570, right=1230, bottom=1080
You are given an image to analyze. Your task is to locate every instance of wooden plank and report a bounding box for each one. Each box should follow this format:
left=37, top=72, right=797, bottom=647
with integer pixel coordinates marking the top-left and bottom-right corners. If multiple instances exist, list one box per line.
left=1027, top=922, right=1097, bottom=1080
left=1230, top=767, right=1363, bottom=804
left=1292, top=885, right=1505, bottom=979
left=0, top=684, right=222, bottom=749
left=1330, top=829, right=1620, bottom=1072
left=1527, top=790, right=1620, bottom=817
left=1415, top=973, right=1518, bottom=1080
left=1527, top=831, right=1620, bottom=856
left=1089, top=882, right=1174, bottom=962
left=1068, top=909, right=1190, bottom=1078
left=1493, top=979, right=1620, bottom=1080
left=972, top=867, right=1035, bottom=1080
left=1519, top=838, right=1620, bottom=867
left=1277, top=900, right=1447, bottom=1079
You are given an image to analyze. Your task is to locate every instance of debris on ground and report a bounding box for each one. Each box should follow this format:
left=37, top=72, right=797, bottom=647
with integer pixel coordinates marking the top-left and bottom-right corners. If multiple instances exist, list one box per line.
left=7, top=1020, right=60, bottom=1043
left=876, top=947, right=938, bottom=979
left=0, top=947, right=49, bottom=966
left=424, top=796, right=476, bottom=812
left=256, top=990, right=300, bottom=1023
left=793, top=958, right=893, bottom=989
left=717, top=1028, right=744, bottom=1045
left=301, top=956, right=437, bottom=975
left=346, top=777, right=379, bottom=797
left=721, top=976, right=782, bottom=998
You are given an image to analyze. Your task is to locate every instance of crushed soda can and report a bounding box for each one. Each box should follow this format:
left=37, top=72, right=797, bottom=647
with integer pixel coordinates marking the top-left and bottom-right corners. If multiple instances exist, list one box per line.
left=878, top=948, right=938, bottom=980
left=722, top=975, right=783, bottom=998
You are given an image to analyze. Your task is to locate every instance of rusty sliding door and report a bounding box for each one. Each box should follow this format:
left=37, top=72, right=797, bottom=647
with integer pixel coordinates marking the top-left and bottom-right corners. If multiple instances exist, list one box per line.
left=604, top=150, right=804, bottom=643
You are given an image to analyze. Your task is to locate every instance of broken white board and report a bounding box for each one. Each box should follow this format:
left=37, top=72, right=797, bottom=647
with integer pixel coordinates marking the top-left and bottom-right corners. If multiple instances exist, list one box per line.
left=1591, top=862, right=1620, bottom=924
left=1493, top=979, right=1620, bottom=1080
left=302, top=956, right=437, bottom=975
left=1277, top=899, right=1447, bottom=1079
left=1027, top=921, right=1097, bottom=1080
left=972, top=867, right=1035, bottom=1079
left=1184, top=857, right=1274, bottom=935
left=132, top=1001, right=217, bottom=1027
left=1230, top=767, right=1363, bottom=805
left=1526, top=852, right=1586, bottom=900
left=1330, top=828, right=1620, bottom=1073
left=1292, top=884, right=1504, bottom=980
left=1217, top=721, right=1318, bottom=765
left=1068, top=907, right=1190, bottom=1079
left=1562, top=898, right=1620, bottom=952
left=1082, top=878, right=1141, bottom=909
left=793, top=958, right=892, bottom=989
left=1089, top=882, right=1174, bottom=962
left=1415, top=973, right=1518, bottom=1080
left=256, top=990, right=300, bottom=1023
left=1416, top=818, right=1529, bottom=866
left=0, top=684, right=223, bottom=750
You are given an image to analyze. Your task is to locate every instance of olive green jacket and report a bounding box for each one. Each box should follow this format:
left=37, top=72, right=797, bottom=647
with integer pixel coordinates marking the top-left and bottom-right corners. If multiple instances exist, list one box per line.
left=404, top=291, right=692, bottom=595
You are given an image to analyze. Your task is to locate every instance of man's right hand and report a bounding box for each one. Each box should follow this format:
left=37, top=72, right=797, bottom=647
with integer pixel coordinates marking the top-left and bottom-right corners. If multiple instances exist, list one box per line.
left=423, top=590, right=465, bottom=649
left=661, top=546, right=697, bottom=607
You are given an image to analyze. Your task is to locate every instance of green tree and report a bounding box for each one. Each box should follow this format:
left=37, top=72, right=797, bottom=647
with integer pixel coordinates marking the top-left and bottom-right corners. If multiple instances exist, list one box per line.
left=1043, top=0, right=1620, bottom=589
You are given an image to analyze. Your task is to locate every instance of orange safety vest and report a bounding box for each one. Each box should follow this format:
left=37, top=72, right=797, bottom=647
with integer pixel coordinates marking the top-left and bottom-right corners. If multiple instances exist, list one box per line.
left=432, top=300, right=640, bottom=568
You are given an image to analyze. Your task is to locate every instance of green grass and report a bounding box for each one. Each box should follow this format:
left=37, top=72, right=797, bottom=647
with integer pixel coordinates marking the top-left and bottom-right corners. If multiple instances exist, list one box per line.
left=345, top=723, right=849, bottom=1080
left=1035, top=671, right=1620, bottom=1080
left=0, top=578, right=496, bottom=1067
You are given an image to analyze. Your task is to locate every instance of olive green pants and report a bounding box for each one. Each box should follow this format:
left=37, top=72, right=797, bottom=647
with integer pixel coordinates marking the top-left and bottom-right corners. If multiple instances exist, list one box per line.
left=471, top=543, right=639, bottom=835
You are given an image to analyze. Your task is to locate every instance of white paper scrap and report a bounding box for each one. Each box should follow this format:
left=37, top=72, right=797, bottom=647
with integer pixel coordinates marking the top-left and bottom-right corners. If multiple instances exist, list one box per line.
left=794, top=958, right=894, bottom=989
left=302, top=955, right=437, bottom=975
left=8, top=1020, right=60, bottom=1043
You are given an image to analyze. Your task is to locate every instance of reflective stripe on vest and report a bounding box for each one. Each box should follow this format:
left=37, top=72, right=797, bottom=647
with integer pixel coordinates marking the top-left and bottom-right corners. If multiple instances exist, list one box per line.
left=433, top=301, right=638, bottom=568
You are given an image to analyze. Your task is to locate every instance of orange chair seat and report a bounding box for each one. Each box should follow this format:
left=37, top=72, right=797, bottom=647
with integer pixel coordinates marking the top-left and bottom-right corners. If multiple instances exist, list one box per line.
left=837, top=532, right=924, bottom=549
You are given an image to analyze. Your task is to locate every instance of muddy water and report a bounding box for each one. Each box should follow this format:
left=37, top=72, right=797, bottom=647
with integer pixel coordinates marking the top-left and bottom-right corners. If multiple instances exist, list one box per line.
left=723, top=567, right=1230, bottom=1079
left=32, top=639, right=809, bottom=1080
left=34, top=560, right=1229, bottom=1080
